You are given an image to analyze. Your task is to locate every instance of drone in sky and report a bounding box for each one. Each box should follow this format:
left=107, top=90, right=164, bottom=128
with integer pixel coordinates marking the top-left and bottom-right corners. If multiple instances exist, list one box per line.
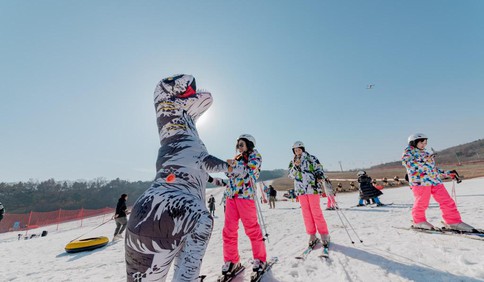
left=367, top=84, right=375, bottom=89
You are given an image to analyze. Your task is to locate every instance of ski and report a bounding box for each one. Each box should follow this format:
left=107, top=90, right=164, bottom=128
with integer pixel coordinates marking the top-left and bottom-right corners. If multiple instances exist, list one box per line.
left=393, top=226, right=484, bottom=241
left=250, top=257, right=278, bottom=282
left=440, top=227, right=484, bottom=240
left=295, top=238, right=320, bottom=260
left=346, top=202, right=393, bottom=209
left=216, top=264, right=246, bottom=282
left=370, top=202, right=393, bottom=208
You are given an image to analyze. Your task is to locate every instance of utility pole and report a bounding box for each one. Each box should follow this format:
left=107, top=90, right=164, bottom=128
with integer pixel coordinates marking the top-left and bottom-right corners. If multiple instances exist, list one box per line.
left=338, top=161, right=343, bottom=172
left=455, top=151, right=462, bottom=166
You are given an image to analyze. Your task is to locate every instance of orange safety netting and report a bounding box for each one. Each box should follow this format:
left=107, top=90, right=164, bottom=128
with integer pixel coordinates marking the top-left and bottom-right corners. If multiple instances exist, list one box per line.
left=0, top=207, right=115, bottom=234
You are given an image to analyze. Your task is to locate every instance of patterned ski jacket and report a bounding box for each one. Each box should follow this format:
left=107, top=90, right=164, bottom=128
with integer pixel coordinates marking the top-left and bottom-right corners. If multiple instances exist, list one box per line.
left=288, top=152, right=325, bottom=196
left=225, top=149, right=262, bottom=200
left=401, top=146, right=451, bottom=186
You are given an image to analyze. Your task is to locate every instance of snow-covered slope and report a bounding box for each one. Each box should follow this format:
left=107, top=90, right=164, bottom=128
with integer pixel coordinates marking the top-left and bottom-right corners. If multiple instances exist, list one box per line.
left=1, top=178, right=483, bottom=282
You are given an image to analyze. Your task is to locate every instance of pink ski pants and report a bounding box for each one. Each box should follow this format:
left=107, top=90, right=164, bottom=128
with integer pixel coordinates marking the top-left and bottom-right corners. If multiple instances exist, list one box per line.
left=411, top=184, right=462, bottom=225
left=299, top=194, right=329, bottom=235
left=326, top=195, right=336, bottom=208
left=223, top=198, right=267, bottom=263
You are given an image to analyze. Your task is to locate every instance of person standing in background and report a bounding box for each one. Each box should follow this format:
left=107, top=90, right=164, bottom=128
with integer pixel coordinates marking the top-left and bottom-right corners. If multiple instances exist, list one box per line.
left=0, top=201, right=5, bottom=222
left=113, top=194, right=129, bottom=241
left=288, top=141, right=331, bottom=248
left=269, top=185, right=277, bottom=209
left=208, top=195, right=216, bottom=216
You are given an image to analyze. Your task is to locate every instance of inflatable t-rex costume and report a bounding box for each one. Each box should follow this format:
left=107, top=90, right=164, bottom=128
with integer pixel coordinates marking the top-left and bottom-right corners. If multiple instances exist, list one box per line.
left=125, top=74, right=229, bottom=281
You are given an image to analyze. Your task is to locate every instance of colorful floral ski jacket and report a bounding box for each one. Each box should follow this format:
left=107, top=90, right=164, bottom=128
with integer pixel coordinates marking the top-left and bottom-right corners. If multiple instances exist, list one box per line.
left=401, top=146, right=451, bottom=186
left=288, top=152, right=325, bottom=196
left=225, top=149, right=262, bottom=200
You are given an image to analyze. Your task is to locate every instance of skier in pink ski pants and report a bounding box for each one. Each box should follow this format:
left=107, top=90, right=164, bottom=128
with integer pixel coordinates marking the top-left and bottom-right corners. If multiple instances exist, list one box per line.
left=288, top=141, right=330, bottom=247
left=402, top=133, right=476, bottom=232
left=322, top=179, right=337, bottom=210
left=222, top=134, right=267, bottom=276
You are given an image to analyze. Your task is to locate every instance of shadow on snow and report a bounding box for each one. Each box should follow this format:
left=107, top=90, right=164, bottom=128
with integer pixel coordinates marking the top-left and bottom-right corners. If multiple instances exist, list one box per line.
left=332, top=243, right=482, bottom=282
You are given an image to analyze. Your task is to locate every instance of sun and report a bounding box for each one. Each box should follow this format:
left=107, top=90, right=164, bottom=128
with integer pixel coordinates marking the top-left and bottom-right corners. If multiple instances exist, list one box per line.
left=196, top=110, right=211, bottom=128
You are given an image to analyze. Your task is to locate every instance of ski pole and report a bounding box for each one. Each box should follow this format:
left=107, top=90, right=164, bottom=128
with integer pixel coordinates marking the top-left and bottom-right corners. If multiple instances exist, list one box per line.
left=337, top=206, right=364, bottom=243
left=249, top=176, right=269, bottom=243
left=255, top=185, right=270, bottom=242
left=451, top=180, right=457, bottom=206
left=255, top=187, right=270, bottom=243
left=333, top=202, right=355, bottom=244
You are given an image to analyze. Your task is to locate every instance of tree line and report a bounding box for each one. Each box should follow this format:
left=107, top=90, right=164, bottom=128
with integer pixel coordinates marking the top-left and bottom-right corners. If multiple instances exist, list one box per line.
left=0, top=169, right=287, bottom=214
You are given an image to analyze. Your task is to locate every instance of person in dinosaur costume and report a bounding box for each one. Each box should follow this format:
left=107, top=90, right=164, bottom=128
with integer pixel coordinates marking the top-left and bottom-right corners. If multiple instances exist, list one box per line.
left=125, top=74, right=231, bottom=281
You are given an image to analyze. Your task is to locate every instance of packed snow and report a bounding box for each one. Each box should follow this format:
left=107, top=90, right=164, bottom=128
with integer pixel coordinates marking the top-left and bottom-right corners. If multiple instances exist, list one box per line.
left=1, top=177, right=483, bottom=282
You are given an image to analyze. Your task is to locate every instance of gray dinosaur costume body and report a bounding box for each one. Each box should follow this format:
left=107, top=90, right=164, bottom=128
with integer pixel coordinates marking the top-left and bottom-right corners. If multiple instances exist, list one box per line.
left=125, top=74, right=228, bottom=281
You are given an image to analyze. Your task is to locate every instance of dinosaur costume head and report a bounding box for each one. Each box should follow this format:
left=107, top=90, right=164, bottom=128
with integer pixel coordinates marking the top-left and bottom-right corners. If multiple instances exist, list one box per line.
left=154, top=74, right=212, bottom=124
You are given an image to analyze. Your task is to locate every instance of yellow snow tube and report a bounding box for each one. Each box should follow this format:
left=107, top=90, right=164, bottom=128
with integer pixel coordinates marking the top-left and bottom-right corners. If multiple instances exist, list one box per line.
left=65, top=236, right=109, bottom=253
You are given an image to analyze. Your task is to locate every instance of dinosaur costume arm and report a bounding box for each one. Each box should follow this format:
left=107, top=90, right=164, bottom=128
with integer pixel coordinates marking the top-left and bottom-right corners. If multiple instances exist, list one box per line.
left=202, top=154, right=230, bottom=173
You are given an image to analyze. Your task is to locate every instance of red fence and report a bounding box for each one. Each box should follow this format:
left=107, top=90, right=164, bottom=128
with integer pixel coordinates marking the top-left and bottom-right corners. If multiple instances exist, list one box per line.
left=0, top=207, right=115, bottom=234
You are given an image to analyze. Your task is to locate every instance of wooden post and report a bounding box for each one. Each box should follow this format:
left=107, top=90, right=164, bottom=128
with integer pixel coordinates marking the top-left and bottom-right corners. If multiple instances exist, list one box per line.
left=80, top=208, right=84, bottom=227
left=25, top=211, right=33, bottom=237
left=56, top=208, right=62, bottom=231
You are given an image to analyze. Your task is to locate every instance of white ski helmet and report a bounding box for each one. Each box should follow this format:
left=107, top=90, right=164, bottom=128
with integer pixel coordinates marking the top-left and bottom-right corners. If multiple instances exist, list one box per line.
left=408, top=133, right=428, bottom=144
left=357, top=170, right=366, bottom=177
left=292, top=141, right=305, bottom=149
left=238, top=134, right=256, bottom=147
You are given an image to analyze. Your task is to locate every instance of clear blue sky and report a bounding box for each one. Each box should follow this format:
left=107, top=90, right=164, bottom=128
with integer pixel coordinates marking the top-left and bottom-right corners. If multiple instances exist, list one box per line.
left=1, top=1, right=483, bottom=182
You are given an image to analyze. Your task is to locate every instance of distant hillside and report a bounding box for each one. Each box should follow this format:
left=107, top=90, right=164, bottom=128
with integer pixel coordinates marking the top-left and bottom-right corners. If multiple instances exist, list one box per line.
left=371, top=138, right=484, bottom=169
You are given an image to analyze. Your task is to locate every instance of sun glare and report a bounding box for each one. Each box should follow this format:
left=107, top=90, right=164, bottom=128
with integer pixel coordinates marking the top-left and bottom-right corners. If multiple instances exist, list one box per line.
left=196, top=110, right=211, bottom=128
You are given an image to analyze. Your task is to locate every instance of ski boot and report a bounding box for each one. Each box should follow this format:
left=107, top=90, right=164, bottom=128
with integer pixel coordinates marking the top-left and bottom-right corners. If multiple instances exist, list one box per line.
left=221, top=261, right=241, bottom=275
left=250, top=259, right=267, bottom=281
left=319, top=234, right=330, bottom=258
left=252, top=259, right=266, bottom=272
left=444, top=222, right=476, bottom=233
left=308, top=235, right=319, bottom=248
left=412, top=221, right=435, bottom=230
